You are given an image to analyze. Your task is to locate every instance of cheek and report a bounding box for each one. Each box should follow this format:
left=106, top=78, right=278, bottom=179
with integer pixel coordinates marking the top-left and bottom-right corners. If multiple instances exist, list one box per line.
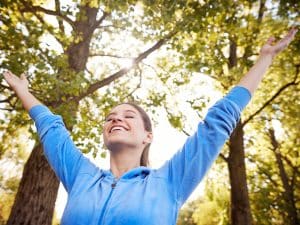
left=102, top=125, right=109, bottom=139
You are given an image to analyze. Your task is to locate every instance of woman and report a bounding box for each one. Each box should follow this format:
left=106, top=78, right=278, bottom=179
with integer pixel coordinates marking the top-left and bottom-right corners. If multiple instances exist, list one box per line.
left=3, top=28, right=297, bottom=225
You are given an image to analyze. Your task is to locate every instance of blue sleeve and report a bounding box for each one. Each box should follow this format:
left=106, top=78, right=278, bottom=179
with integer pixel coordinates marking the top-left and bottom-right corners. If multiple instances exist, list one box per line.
left=156, top=86, right=251, bottom=205
left=29, top=105, right=101, bottom=193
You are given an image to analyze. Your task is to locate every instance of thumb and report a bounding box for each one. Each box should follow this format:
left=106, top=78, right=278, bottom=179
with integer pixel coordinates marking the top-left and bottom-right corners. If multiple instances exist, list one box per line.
left=20, top=73, right=27, bottom=80
left=266, top=37, right=275, bottom=45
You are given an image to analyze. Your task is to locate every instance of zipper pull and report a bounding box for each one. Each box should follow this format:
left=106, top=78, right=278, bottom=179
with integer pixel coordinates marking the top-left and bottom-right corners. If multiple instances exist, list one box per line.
left=111, top=178, right=118, bottom=188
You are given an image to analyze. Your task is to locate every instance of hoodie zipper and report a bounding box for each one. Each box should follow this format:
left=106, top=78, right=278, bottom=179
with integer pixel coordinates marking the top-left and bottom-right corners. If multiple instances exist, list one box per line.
left=98, top=178, right=118, bottom=224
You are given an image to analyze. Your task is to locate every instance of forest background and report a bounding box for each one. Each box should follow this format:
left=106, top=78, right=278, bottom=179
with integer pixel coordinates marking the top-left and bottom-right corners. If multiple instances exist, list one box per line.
left=0, top=0, right=299, bottom=225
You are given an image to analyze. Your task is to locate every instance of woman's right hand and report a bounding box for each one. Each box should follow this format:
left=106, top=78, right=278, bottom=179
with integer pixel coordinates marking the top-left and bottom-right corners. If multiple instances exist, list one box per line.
left=3, top=71, right=41, bottom=111
left=3, top=71, right=29, bottom=93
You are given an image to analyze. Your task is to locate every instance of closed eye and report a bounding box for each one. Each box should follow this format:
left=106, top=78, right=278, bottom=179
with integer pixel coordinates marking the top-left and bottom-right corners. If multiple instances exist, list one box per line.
left=125, top=116, right=134, bottom=119
left=105, top=117, right=112, bottom=122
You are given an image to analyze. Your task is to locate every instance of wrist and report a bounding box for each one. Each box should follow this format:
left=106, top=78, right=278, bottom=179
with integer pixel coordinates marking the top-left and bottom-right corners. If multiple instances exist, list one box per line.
left=257, top=54, right=273, bottom=65
left=15, top=87, right=30, bottom=97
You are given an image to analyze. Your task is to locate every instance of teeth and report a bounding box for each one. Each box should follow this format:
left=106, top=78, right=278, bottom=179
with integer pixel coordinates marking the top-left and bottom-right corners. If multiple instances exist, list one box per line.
left=111, top=126, right=126, bottom=132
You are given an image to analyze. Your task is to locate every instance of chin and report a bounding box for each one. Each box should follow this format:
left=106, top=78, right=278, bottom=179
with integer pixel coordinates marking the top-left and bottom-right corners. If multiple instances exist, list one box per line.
left=105, top=141, right=135, bottom=151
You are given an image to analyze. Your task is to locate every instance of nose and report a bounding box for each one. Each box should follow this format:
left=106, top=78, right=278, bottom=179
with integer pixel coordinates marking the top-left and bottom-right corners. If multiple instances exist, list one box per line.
left=110, top=115, right=123, bottom=122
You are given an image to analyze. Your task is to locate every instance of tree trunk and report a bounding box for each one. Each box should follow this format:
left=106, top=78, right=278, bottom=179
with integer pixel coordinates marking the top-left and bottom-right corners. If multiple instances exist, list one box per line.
left=5, top=4, right=172, bottom=224
left=269, top=129, right=299, bottom=225
left=6, top=144, right=59, bottom=225
left=228, top=121, right=252, bottom=225
left=6, top=6, right=100, bottom=225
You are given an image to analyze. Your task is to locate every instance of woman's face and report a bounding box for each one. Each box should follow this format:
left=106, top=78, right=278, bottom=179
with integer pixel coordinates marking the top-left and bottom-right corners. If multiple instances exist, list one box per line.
left=103, top=104, right=152, bottom=151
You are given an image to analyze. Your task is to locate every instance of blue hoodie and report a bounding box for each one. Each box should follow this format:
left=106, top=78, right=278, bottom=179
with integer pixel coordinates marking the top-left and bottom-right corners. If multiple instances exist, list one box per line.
left=29, top=86, right=251, bottom=225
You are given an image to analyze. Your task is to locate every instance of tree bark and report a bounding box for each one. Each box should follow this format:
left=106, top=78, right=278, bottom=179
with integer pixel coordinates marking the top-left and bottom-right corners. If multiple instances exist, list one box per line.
left=227, top=37, right=252, bottom=225
left=269, top=129, right=299, bottom=225
left=6, top=144, right=59, bottom=225
left=6, top=5, right=100, bottom=225
left=228, top=121, right=252, bottom=225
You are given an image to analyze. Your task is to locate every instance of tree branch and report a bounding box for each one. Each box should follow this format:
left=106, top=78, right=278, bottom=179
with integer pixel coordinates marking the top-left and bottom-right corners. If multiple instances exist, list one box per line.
left=242, top=79, right=299, bottom=127
left=0, top=107, right=14, bottom=112
left=20, top=0, right=75, bottom=29
left=281, top=153, right=300, bottom=175
left=219, top=153, right=229, bottom=162
left=89, top=53, right=134, bottom=59
left=120, top=66, right=143, bottom=101
left=181, top=129, right=191, bottom=137
left=55, top=0, right=65, bottom=33
left=0, top=83, right=10, bottom=90
left=92, top=11, right=110, bottom=31
left=0, top=94, right=16, bottom=104
left=65, top=31, right=177, bottom=105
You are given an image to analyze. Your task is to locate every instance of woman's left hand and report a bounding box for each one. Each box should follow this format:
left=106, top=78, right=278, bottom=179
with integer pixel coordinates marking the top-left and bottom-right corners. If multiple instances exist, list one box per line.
left=260, top=27, right=298, bottom=58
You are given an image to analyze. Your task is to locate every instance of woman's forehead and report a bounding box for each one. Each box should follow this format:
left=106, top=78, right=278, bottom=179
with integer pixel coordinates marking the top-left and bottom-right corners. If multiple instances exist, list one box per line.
left=109, top=104, right=139, bottom=114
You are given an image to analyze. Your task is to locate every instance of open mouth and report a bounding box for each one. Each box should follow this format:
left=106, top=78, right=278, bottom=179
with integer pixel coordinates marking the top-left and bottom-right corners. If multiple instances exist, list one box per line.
left=109, top=126, right=129, bottom=133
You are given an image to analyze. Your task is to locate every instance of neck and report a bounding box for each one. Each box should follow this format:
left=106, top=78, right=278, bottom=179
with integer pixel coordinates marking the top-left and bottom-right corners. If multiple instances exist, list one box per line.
left=109, top=148, right=142, bottom=179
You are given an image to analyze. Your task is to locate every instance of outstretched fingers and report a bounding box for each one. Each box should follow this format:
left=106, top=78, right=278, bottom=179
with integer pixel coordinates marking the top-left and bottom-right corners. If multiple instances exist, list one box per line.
left=275, top=27, right=298, bottom=52
left=3, top=71, right=29, bottom=91
left=20, top=73, right=28, bottom=81
left=3, top=71, right=19, bottom=82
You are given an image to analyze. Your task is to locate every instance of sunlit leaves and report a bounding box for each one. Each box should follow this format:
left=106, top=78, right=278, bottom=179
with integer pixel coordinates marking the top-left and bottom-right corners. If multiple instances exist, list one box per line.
left=0, top=0, right=299, bottom=224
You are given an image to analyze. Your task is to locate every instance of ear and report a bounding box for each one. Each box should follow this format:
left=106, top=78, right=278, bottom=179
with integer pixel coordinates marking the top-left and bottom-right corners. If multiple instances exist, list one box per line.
left=143, top=132, right=153, bottom=145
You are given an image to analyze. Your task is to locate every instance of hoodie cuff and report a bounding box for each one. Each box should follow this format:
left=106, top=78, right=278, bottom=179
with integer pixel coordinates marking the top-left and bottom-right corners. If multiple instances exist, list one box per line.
left=226, top=86, right=252, bottom=111
left=29, top=105, right=52, bottom=121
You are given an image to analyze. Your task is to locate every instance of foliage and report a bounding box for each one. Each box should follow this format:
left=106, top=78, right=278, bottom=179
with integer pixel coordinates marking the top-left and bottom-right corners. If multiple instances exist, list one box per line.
left=0, top=0, right=299, bottom=224
left=177, top=165, right=230, bottom=225
left=171, top=0, right=300, bottom=224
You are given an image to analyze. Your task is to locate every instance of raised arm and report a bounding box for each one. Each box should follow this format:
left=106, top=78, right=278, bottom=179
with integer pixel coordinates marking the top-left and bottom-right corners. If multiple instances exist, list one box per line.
left=3, top=71, right=100, bottom=192
left=3, top=71, right=41, bottom=111
left=238, top=27, right=298, bottom=94
left=155, top=27, right=298, bottom=205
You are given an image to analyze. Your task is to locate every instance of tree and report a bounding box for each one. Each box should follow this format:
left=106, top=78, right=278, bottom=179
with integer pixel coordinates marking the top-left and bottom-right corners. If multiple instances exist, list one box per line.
left=163, top=1, right=299, bottom=224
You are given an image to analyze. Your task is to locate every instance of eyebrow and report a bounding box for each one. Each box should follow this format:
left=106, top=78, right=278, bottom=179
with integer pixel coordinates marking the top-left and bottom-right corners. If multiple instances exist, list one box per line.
left=106, top=110, right=137, bottom=118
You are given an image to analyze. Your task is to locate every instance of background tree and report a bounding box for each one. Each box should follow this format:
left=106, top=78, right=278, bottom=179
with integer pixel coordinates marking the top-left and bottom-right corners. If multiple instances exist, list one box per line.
left=168, top=1, right=299, bottom=225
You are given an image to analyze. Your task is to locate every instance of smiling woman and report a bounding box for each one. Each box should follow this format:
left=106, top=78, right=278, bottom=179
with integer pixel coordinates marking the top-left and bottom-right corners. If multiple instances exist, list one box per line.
left=103, top=103, right=153, bottom=170
left=2, top=28, right=297, bottom=225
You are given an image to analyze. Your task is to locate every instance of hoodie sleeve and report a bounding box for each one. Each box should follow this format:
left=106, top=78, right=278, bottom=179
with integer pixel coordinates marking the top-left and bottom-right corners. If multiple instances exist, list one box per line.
left=156, top=86, right=251, bottom=205
left=29, top=105, right=100, bottom=193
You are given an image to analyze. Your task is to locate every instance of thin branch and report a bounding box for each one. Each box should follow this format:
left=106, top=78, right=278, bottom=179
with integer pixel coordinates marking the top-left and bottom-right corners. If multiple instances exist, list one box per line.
left=261, top=168, right=278, bottom=187
left=120, top=66, right=143, bottom=101
left=242, top=80, right=299, bottom=127
left=181, top=129, right=191, bottom=137
left=20, top=4, right=66, bottom=47
left=0, top=83, right=10, bottom=90
left=85, top=66, right=93, bottom=77
left=20, top=0, right=75, bottom=29
left=0, top=107, right=14, bottom=112
left=92, top=11, right=110, bottom=31
left=0, top=94, right=16, bottom=104
left=281, top=154, right=300, bottom=175
left=65, top=30, right=177, bottom=105
left=55, top=0, right=65, bottom=33
left=98, top=24, right=125, bottom=30
left=210, top=72, right=229, bottom=90
left=89, top=53, right=134, bottom=59
left=219, top=153, right=228, bottom=162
